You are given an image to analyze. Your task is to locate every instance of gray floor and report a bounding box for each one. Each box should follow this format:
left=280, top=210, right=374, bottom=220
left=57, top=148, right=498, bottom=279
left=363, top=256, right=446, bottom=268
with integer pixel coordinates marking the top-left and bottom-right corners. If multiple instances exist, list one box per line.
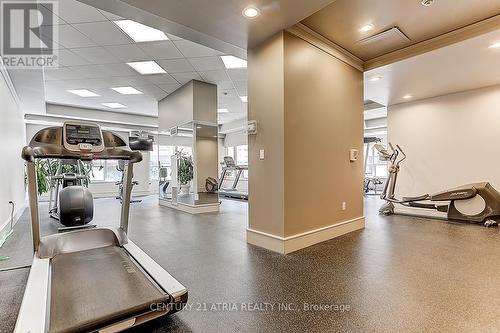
left=2, top=196, right=500, bottom=332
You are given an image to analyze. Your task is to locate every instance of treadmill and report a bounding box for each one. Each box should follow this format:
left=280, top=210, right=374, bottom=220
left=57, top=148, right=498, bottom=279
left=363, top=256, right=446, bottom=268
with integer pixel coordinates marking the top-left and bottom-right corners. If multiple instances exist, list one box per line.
left=218, top=156, right=248, bottom=200
left=15, top=121, right=188, bottom=333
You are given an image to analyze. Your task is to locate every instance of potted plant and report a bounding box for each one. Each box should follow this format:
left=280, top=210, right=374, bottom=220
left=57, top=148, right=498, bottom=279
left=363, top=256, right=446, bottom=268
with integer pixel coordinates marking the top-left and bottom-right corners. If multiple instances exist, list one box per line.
left=177, top=152, right=193, bottom=194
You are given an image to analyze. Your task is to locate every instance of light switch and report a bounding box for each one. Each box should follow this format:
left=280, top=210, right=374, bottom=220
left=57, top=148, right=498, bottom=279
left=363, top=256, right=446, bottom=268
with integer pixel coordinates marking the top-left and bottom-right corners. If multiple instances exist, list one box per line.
left=259, top=149, right=265, bottom=160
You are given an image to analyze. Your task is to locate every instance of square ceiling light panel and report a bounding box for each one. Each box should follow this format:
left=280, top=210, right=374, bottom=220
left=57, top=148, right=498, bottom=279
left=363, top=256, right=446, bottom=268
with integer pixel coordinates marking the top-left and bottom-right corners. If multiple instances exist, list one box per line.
left=67, top=89, right=99, bottom=97
left=114, top=20, right=169, bottom=42
left=112, top=86, right=143, bottom=95
left=221, top=55, right=247, bottom=69
left=127, top=61, right=166, bottom=75
left=102, top=102, right=126, bottom=108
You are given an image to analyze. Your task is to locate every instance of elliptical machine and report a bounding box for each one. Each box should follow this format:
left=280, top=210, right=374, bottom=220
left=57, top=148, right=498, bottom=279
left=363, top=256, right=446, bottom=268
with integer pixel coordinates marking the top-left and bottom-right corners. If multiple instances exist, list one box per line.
left=377, top=143, right=500, bottom=227
left=46, top=159, right=95, bottom=231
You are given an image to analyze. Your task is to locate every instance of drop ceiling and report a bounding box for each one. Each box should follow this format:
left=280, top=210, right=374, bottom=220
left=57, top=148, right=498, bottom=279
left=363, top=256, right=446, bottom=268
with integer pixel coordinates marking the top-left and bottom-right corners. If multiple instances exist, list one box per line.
left=301, top=0, right=500, bottom=61
left=36, top=0, right=248, bottom=123
left=364, top=28, right=500, bottom=106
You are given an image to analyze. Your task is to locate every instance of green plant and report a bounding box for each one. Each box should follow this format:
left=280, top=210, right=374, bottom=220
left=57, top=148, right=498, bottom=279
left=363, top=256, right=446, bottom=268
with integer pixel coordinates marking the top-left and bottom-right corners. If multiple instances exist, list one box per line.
left=177, top=152, right=194, bottom=186
left=35, top=159, right=50, bottom=196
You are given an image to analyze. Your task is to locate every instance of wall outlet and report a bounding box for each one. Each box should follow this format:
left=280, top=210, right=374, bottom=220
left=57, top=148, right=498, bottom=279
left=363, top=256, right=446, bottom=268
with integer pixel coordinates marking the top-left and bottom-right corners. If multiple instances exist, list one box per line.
left=341, top=202, right=347, bottom=211
left=259, top=149, right=265, bottom=160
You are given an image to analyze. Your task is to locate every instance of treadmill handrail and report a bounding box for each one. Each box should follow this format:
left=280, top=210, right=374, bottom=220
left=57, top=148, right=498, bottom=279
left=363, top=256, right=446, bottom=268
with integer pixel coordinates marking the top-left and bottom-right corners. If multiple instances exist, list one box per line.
left=22, top=126, right=142, bottom=163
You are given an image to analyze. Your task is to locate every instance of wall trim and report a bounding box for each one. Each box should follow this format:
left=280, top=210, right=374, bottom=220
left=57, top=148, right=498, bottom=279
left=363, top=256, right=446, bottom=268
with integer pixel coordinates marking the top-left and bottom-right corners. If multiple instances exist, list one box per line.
left=0, top=203, right=27, bottom=247
left=286, top=23, right=364, bottom=71
left=247, top=216, right=365, bottom=254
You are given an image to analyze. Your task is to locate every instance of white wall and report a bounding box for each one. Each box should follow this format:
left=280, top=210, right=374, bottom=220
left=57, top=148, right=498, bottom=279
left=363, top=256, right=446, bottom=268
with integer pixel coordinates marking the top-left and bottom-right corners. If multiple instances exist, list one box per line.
left=0, top=68, right=26, bottom=238
left=388, top=85, right=500, bottom=198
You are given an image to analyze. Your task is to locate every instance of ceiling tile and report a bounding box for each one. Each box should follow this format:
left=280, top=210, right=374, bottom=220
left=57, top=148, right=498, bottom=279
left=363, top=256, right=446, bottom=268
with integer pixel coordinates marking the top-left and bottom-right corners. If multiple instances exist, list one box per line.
left=104, top=44, right=151, bottom=62
left=166, top=33, right=182, bottom=41
left=233, top=81, right=247, bottom=96
left=157, top=83, right=182, bottom=93
left=98, top=9, right=123, bottom=21
left=71, top=46, right=119, bottom=64
left=70, top=64, right=137, bottom=78
left=174, top=40, right=224, bottom=57
left=213, top=81, right=235, bottom=90
left=199, top=70, right=230, bottom=83
left=227, top=68, right=247, bottom=82
left=171, top=72, right=202, bottom=85
left=133, top=85, right=169, bottom=100
left=187, top=56, right=225, bottom=71
left=52, top=0, right=107, bottom=24
left=138, top=41, right=184, bottom=60
left=44, top=67, right=81, bottom=81
left=157, top=59, right=195, bottom=73
left=44, top=24, right=96, bottom=48
left=143, top=73, right=178, bottom=85
left=73, top=21, right=132, bottom=46
left=56, top=49, right=90, bottom=66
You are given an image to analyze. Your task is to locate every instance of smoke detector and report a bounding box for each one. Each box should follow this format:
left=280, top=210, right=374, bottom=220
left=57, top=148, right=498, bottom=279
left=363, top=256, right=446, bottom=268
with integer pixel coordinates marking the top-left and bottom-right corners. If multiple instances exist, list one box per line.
left=421, top=0, right=434, bottom=6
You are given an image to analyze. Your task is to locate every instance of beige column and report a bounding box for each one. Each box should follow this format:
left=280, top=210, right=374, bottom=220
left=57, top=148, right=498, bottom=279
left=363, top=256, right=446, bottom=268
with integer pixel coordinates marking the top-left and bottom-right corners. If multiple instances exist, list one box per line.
left=247, top=31, right=365, bottom=254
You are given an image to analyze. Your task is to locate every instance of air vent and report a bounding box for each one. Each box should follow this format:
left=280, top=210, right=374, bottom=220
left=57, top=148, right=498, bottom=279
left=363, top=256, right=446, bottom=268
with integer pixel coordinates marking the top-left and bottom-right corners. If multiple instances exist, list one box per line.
left=358, top=27, right=410, bottom=45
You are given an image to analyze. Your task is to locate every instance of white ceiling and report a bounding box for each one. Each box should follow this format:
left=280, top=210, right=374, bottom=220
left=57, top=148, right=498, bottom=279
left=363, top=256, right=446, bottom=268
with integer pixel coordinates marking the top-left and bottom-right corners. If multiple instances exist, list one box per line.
left=39, top=0, right=248, bottom=123
left=80, top=0, right=336, bottom=50
left=364, top=28, right=500, bottom=106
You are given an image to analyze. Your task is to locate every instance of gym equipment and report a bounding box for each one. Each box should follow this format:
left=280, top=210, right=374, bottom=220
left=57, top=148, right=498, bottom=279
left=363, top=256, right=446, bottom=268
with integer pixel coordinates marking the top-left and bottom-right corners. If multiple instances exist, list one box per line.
left=47, top=159, right=96, bottom=231
left=218, top=156, right=248, bottom=200
left=116, top=159, right=142, bottom=203
left=15, top=121, right=188, bottom=333
left=377, top=143, right=500, bottom=227
left=205, top=177, right=218, bottom=193
left=159, top=166, right=171, bottom=199
left=363, top=137, right=384, bottom=195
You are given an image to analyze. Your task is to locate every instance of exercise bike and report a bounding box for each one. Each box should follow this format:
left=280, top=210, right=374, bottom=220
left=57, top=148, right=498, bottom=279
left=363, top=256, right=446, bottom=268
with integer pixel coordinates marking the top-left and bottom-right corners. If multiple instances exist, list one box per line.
left=376, top=143, right=500, bottom=227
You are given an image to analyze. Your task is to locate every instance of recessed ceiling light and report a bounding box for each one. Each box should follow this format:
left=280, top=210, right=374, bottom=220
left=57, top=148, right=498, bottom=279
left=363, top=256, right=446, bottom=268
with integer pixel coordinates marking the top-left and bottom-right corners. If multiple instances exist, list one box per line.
left=67, top=89, right=99, bottom=97
left=488, top=42, right=500, bottom=49
left=217, top=108, right=229, bottom=113
left=102, top=102, right=126, bottom=109
left=111, top=86, right=143, bottom=95
left=243, top=7, right=260, bottom=18
left=421, top=0, right=434, bottom=6
left=114, top=20, right=169, bottom=42
left=369, top=76, right=382, bottom=82
left=403, top=94, right=412, bottom=99
left=196, top=126, right=202, bottom=129
left=126, top=61, right=166, bottom=75
left=240, top=96, right=248, bottom=103
left=221, top=55, right=247, bottom=69
left=360, top=24, right=374, bottom=32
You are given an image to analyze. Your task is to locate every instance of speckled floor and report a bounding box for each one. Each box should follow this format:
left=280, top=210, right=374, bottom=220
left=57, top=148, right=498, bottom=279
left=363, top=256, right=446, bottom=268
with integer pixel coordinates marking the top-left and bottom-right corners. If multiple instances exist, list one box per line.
left=1, top=196, right=500, bottom=333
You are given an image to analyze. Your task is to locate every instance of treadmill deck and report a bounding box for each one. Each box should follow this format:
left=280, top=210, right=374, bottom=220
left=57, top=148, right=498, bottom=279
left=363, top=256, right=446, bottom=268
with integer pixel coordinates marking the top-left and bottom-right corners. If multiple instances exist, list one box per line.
left=49, top=245, right=169, bottom=333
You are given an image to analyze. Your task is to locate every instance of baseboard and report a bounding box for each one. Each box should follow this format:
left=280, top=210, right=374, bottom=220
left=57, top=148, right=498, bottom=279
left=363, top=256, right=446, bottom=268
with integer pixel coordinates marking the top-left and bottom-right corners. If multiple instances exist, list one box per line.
left=247, top=216, right=365, bottom=254
left=159, top=200, right=220, bottom=214
left=0, top=203, right=27, bottom=247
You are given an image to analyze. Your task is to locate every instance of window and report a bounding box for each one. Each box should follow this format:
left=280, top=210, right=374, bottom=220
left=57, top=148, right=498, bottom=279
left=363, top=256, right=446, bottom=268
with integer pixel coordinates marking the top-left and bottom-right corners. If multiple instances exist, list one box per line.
left=105, top=160, right=122, bottom=182
left=226, top=146, right=235, bottom=159
left=90, top=160, right=105, bottom=181
left=236, top=145, right=248, bottom=165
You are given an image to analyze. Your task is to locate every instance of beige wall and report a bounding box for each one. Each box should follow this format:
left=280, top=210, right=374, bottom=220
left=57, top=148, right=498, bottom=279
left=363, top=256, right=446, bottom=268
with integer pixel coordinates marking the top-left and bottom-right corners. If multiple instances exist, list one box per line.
left=248, top=32, right=286, bottom=237
left=196, top=137, right=219, bottom=192
left=388, top=84, right=500, bottom=197
left=248, top=31, right=364, bottom=248
left=283, top=32, right=364, bottom=236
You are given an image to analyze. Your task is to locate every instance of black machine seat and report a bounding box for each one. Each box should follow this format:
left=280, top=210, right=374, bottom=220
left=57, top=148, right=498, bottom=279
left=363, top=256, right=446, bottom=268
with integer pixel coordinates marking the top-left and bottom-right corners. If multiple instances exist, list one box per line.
left=402, top=194, right=430, bottom=202
left=50, top=246, right=169, bottom=333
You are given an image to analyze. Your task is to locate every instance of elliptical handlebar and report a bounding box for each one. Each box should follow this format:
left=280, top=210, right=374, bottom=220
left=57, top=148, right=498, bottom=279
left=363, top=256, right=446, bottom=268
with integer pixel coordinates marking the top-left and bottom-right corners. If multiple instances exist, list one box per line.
left=395, top=144, right=407, bottom=166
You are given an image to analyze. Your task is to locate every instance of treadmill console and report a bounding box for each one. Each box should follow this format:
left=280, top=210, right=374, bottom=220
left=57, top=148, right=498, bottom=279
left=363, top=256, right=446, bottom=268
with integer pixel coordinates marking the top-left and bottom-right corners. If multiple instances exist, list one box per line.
left=63, top=122, right=105, bottom=153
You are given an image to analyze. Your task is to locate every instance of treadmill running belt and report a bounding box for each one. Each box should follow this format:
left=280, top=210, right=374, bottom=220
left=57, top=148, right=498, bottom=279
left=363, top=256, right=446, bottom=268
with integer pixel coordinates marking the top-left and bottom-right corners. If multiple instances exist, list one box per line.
left=49, top=246, right=168, bottom=333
